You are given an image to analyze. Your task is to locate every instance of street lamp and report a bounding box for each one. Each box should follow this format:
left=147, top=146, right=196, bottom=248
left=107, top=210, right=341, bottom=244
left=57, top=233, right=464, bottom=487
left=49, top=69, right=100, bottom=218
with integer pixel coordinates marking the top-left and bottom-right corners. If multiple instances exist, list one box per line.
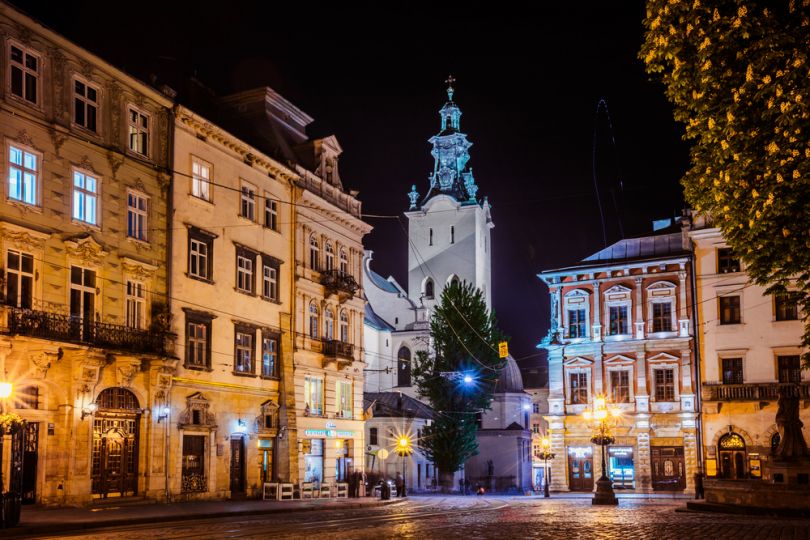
left=536, top=436, right=555, bottom=498
left=583, top=395, right=621, bottom=506
left=396, top=436, right=412, bottom=497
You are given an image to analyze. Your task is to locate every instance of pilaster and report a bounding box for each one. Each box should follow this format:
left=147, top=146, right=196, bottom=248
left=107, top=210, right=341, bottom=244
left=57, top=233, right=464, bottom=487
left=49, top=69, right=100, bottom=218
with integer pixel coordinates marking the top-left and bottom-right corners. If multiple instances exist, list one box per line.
left=634, top=277, right=645, bottom=339
left=592, top=281, right=602, bottom=341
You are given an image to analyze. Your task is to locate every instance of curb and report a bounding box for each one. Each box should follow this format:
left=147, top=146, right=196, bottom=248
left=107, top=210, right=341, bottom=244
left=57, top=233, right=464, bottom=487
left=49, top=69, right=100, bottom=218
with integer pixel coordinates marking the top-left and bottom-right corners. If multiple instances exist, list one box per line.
left=3, top=498, right=405, bottom=538
left=684, top=501, right=810, bottom=518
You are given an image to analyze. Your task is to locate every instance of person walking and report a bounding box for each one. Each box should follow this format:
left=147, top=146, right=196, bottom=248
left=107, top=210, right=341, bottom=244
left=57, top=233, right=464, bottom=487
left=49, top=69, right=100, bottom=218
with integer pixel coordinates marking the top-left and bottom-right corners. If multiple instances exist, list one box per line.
left=395, top=472, right=404, bottom=498
left=694, top=469, right=704, bottom=499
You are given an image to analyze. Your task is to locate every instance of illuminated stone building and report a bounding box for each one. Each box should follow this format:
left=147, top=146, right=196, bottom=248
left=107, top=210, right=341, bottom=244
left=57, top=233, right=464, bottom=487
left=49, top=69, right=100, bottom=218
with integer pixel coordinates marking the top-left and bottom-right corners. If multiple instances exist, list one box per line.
left=0, top=4, right=175, bottom=505
left=689, top=214, right=807, bottom=481
left=539, top=223, right=699, bottom=494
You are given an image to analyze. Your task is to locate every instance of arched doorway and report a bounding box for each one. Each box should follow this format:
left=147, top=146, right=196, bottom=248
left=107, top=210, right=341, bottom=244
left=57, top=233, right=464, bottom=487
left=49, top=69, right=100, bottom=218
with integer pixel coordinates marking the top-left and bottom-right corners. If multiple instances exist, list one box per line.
left=718, top=432, right=747, bottom=479
left=91, top=388, right=141, bottom=498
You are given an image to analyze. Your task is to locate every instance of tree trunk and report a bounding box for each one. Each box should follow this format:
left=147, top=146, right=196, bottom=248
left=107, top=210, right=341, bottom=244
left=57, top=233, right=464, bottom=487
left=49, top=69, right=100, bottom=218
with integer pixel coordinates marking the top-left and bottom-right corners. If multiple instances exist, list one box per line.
left=438, top=469, right=455, bottom=493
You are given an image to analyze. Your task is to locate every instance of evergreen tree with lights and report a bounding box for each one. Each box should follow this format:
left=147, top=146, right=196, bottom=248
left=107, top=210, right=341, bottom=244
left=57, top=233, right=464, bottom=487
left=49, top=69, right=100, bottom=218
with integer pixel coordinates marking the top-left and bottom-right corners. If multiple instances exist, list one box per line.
left=640, top=1, right=810, bottom=364
left=412, top=280, right=506, bottom=490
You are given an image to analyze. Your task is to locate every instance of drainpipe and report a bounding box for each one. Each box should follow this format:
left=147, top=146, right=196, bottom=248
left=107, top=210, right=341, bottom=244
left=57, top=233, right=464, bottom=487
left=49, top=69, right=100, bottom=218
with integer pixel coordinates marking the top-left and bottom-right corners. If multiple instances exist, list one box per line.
left=689, top=248, right=705, bottom=473
left=164, top=105, right=177, bottom=503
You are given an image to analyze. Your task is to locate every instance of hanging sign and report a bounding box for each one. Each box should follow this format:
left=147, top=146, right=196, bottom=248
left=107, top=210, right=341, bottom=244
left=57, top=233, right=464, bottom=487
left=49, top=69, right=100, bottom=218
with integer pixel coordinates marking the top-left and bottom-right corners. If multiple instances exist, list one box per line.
left=498, top=341, right=509, bottom=358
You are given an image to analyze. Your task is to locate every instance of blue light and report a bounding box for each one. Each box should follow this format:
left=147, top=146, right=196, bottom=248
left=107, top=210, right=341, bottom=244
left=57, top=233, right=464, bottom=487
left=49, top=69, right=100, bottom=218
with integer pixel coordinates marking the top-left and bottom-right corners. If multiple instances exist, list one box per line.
left=463, top=375, right=474, bottom=385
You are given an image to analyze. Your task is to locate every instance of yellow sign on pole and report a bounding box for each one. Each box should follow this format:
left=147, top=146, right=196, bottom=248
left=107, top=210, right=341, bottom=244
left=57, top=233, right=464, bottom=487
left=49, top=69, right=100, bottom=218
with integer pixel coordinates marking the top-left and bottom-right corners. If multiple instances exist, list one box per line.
left=377, top=449, right=389, bottom=460
left=498, top=341, right=509, bottom=358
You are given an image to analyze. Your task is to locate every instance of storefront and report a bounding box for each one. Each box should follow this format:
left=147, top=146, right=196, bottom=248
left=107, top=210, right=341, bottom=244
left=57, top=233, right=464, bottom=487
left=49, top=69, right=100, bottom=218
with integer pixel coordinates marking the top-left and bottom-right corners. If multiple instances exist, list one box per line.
left=608, top=446, right=634, bottom=489
left=299, top=419, right=362, bottom=485
left=303, top=438, right=324, bottom=483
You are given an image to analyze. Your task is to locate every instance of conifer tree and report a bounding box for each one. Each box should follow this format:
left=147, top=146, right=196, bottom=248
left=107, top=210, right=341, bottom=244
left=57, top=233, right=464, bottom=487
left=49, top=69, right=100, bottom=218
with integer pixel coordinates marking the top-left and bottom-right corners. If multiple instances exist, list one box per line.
left=412, top=281, right=506, bottom=489
left=640, top=1, right=810, bottom=364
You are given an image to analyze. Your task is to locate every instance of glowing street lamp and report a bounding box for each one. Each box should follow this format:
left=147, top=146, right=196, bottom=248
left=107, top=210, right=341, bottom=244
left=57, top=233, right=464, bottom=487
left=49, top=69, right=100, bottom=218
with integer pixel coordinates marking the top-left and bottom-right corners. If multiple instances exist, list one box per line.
left=396, top=435, right=412, bottom=497
left=0, top=382, right=12, bottom=400
left=536, top=436, right=555, bottom=498
left=583, top=395, right=621, bottom=506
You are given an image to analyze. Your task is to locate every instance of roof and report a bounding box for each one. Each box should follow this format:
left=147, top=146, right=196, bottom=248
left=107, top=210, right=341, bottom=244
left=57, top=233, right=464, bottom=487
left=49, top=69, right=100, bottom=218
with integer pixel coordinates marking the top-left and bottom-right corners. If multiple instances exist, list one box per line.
left=364, top=392, right=434, bottom=419
left=364, top=303, right=395, bottom=332
left=494, top=356, right=524, bottom=393
left=366, top=266, right=400, bottom=294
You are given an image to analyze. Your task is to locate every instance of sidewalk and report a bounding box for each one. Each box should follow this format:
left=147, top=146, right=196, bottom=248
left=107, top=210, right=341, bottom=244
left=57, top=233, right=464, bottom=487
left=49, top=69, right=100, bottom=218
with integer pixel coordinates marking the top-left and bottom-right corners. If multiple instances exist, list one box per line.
left=2, top=497, right=402, bottom=538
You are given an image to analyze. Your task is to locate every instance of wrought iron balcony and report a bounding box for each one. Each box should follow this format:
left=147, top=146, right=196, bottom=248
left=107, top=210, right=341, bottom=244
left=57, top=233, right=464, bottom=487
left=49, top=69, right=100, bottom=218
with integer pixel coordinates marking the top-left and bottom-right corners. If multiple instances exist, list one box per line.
left=703, top=382, right=810, bottom=401
left=5, top=306, right=169, bottom=355
left=322, top=339, right=354, bottom=361
left=320, top=270, right=359, bottom=299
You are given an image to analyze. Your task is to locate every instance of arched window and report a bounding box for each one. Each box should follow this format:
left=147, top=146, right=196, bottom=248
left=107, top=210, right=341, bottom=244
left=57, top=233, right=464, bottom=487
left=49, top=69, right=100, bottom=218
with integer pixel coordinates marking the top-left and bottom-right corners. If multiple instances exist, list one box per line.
left=448, top=274, right=460, bottom=288
left=96, top=387, right=140, bottom=411
left=771, top=432, right=781, bottom=454
left=424, top=278, right=435, bottom=299
left=339, top=248, right=348, bottom=275
left=325, top=242, right=335, bottom=272
left=339, top=310, right=349, bottom=342
left=309, top=235, right=319, bottom=270
left=324, top=308, right=334, bottom=340
left=397, top=346, right=412, bottom=387
left=309, top=301, right=320, bottom=339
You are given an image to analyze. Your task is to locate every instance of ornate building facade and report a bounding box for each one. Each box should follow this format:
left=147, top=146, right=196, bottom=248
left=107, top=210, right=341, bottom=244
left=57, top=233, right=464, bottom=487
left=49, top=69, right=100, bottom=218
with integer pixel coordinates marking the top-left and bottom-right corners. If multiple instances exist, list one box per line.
left=0, top=4, right=175, bottom=505
left=539, top=225, right=699, bottom=494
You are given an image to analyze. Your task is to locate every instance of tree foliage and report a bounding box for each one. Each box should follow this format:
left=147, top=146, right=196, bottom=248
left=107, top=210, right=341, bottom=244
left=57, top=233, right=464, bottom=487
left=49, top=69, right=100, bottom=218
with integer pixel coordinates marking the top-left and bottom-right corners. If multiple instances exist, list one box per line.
left=640, top=1, right=810, bottom=363
left=412, top=281, right=506, bottom=483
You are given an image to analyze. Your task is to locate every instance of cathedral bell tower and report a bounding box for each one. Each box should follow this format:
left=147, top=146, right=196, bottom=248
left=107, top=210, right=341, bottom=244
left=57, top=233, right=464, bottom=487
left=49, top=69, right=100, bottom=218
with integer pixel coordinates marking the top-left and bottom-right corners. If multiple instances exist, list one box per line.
left=405, top=77, right=494, bottom=311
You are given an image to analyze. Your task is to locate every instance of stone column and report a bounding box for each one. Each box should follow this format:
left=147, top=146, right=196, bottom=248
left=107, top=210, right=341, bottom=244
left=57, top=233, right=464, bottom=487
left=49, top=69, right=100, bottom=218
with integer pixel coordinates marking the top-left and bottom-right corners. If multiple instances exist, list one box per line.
left=592, top=281, right=602, bottom=341
left=634, top=277, right=645, bottom=339
left=635, top=424, right=652, bottom=493
left=548, top=416, right=568, bottom=491
left=635, top=352, right=649, bottom=413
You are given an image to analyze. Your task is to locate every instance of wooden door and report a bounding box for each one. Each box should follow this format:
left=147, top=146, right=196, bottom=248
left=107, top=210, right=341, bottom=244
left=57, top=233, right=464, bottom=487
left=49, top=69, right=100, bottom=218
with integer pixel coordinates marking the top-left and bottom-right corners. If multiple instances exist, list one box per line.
left=651, top=446, right=686, bottom=490
left=230, top=437, right=246, bottom=494
left=567, top=451, right=594, bottom=491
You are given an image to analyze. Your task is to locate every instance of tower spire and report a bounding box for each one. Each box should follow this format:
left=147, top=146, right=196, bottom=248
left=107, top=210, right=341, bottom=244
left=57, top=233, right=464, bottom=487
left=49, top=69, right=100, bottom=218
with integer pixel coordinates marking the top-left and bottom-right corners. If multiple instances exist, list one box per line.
left=445, top=74, right=456, bottom=101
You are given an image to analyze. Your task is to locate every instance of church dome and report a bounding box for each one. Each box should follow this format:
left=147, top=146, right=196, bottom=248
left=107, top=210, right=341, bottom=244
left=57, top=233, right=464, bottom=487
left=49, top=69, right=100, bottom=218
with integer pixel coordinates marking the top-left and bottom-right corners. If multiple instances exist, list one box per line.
left=494, top=355, right=524, bottom=393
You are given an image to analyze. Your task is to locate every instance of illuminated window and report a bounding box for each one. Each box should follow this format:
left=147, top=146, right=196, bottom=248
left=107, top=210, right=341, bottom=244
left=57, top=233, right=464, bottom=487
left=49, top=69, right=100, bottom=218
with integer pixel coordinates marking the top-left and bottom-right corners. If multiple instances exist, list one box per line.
left=304, top=375, right=324, bottom=416
left=261, top=333, right=279, bottom=378
left=8, top=145, right=38, bottom=205
left=234, top=327, right=255, bottom=375
left=127, top=106, right=149, bottom=156
left=73, top=170, right=99, bottom=225
left=336, top=380, right=352, bottom=419
left=191, top=158, right=211, bottom=201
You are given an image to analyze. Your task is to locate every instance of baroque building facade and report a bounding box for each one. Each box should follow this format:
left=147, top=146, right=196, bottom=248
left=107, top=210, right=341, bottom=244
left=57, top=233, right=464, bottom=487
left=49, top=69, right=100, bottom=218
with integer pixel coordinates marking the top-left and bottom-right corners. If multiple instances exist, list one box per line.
left=539, top=225, right=699, bottom=494
left=0, top=4, right=175, bottom=505
left=689, top=214, right=808, bottom=481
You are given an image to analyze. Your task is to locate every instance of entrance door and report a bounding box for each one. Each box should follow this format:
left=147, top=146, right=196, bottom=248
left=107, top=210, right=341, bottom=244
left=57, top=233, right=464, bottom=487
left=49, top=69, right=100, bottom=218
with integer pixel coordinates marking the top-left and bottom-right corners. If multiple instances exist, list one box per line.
left=22, top=422, right=38, bottom=504
left=91, top=388, right=140, bottom=498
left=718, top=432, right=747, bottom=479
left=567, top=448, right=593, bottom=491
left=230, top=437, right=246, bottom=495
left=651, top=446, right=686, bottom=490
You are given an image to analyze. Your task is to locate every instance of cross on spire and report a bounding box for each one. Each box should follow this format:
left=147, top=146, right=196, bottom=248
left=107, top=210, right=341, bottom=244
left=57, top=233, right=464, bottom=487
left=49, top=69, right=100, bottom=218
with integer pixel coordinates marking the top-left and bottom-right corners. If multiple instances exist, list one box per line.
left=445, top=74, right=456, bottom=101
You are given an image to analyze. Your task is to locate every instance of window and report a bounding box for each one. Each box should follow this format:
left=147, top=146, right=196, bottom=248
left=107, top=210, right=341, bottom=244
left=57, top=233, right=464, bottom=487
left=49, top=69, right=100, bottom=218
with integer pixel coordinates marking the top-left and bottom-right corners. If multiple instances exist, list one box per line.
left=127, top=192, right=148, bottom=241
left=370, top=427, right=378, bottom=446
left=9, top=43, right=39, bottom=105
left=719, top=296, right=741, bottom=324
left=191, top=158, right=211, bottom=201
left=264, top=197, right=278, bottom=230
left=16, top=385, right=38, bottom=409
left=309, top=235, right=319, bottom=270
left=73, top=79, right=98, bottom=132
left=69, top=266, right=95, bottom=321
left=6, top=250, right=33, bottom=309
left=72, top=171, right=99, bottom=225
left=324, top=308, right=334, bottom=340
left=336, top=380, right=352, bottom=419
left=429, top=228, right=433, bottom=246
left=652, top=301, right=673, bottom=333
left=722, top=358, right=743, bottom=385
left=610, top=370, right=630, bottom=403
left=608, top=305, right=629, bottom=335
left=8, top=145, right=38, bottom=205
left=127, top=106, right=149, bottom=156
left=778, top=355, right=801, bottom=384
left=339, top=310, right=349, bottom=342
left=424, top=278, right=435, bottom=299
left=261, top=333, right=279, bottom=378
left=240, top=182, right=256, bottom=221
left=234, top=327, right=255, bottom=375
left=568, top=309, right=587, bottom=338
left=236, top=249, right=255, bottom=295
left=450, top=226, right=455, bottom=244
left=339, top=249, right=348, bottom=274
left=569, top=372, right=588, bottom=404
left=309, top=301, right=320, bottom=339
left=532, top=403, right=540, bottom=414
left=125, top=281, right=145, bottom=329
left=304, top=375, right=324, bottom=416
left=717, top=248, right=741, bottom=273
left=325, top=243, right=335, bottom=272
left=185, top=311, right=212, bottom=369
left=262, top=263, right=278, bottom=301
left=654, top=369, right=675, bottom=401
left=532, top=423, right=540, bottom=434
left=187, top=227, right=214, bottom=281
left=775, top=292, right=800, bottom=321
left=397, top=346, right=411, bottom=387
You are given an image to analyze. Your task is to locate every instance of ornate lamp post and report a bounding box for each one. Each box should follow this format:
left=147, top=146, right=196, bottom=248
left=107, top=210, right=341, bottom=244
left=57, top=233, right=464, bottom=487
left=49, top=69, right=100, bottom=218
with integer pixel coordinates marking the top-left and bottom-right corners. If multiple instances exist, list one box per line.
left=537, top=436, right=555, bottom=498
left=583, top=395, right=620, bottom=506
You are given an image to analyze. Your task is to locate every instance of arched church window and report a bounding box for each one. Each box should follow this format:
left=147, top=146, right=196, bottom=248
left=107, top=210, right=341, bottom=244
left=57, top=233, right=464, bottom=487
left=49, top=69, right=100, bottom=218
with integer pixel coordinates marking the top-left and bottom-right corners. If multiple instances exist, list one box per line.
left=448, top=275, right=461, bottom=288
left=325, top=242, right=335, bottom=271
left=429, top=228, right=433, bottom=246
left=339, top=310, right=349, bottom=342
left=424, top=278, right=434, bottom=299
left=397, top=346, right=412, bottom=387
left=309, top=235, right=320, bottom=271
left=309, top=301, right=320, bottom=339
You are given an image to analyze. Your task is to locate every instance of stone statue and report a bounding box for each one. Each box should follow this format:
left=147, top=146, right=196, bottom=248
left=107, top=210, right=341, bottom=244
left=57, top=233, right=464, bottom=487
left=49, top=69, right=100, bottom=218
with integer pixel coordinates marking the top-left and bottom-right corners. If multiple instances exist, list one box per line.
left=774, top=385, right=809, bottom=459
left=408, top=185, right=419, bottom=210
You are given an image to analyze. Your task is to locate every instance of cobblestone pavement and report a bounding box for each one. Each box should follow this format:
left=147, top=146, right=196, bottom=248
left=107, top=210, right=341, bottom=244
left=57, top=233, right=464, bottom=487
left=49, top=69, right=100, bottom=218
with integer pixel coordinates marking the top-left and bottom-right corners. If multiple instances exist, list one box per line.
left=33, top=496, right=810, bottom=540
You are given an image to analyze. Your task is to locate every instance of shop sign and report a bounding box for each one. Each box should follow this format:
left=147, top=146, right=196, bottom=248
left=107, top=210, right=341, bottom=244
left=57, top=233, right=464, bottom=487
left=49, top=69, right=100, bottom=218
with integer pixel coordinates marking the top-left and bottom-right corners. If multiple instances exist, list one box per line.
left=608, top=447, right=633, bottom=457
left=304, top=429, right=355, bottom=438
left=567, top=446, right=592, bottom=458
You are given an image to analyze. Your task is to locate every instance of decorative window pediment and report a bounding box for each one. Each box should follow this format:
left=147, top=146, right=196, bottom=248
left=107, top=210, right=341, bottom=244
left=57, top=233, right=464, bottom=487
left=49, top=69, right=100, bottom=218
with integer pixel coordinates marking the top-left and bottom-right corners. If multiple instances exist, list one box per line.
left=565, top=288, right=590, bottom=298
left=647, top=352, right=679, bottom=363
left=563, top=356, right=593, bottom=367
left=647, top=281, right=676, bottom=297
left=64, top=235, right=108, bottom=267
left=256, top=399, right=279, bottom=433
left=604, top=284, right=632, bottom=300
left=178, top=392, right=217, bottom=431
left=604, top=354, right=635, bottom=365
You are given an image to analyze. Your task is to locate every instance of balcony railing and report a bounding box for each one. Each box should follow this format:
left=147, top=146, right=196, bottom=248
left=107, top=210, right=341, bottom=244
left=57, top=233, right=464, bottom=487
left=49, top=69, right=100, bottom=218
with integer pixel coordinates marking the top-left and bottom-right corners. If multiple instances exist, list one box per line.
left=323, top=339, right=354, bottom=360
left=5, top=307, right=169, bottom=355
left=320, top=270, right=359, bottom=299
left=704, top=382, right=810, bottom=401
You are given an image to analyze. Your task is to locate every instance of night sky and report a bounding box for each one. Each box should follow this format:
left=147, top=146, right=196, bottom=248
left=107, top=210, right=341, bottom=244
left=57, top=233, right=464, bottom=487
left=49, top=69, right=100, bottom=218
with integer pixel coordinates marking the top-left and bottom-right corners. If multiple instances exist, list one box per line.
left=13, top=1, right=690, bottom=372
